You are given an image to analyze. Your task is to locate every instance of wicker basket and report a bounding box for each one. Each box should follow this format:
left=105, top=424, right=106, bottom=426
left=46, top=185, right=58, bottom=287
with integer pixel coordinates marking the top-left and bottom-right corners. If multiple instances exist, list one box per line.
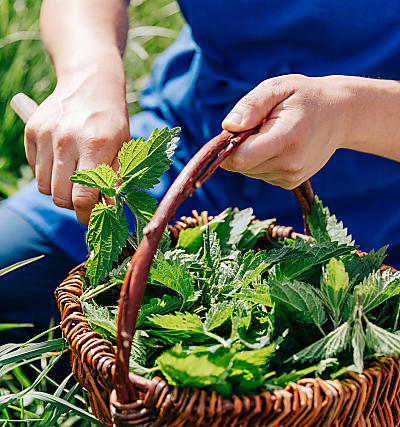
left=55, top=129, right=400, bottom=426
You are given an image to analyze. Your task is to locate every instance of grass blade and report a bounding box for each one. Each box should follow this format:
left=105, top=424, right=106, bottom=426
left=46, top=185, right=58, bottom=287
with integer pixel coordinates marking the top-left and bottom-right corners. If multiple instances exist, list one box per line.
left=0, top=256, right=44, bottom=276
left=27, top=392, right=102, bottom=425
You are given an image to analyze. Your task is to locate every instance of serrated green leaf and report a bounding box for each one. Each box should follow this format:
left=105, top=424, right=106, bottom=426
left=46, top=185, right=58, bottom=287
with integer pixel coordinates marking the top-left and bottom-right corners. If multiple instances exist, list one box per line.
left=238, top=218, right=276, bottom=251
left=82, top=301, right=117, bottom=339
left=344, top=247, right=387, bottom=284
left=216, top=208, right=254, bottom=255
left=130, top=331, right=147, bottom=366
left=268, top=238, right=355, bottom=280
left=70, top=163, right=118, bottom=197
left=204, top=302, right=234, bottom=332
left=149, top=312, right=203, bottom=333
left=365, top=320, right=400, bottom=355
left=156, top=343, right=232, bottom=391
left=108, top=256, right=131, bottom=280
left=321, top=258, right=350, bottom=325
left=345, top=270, right=400, bottom=319
left=136, top=295, right=183, bottom=328
left=86, top=203, right=129, bottom=288
left=124, top=190, right=158, bottom=242
left=202, top=227, right=221, bottom=272
left=149, top=251, right=194, bottom=302
left=352, top=320, right=365, bottom=373
left=269, top=278, right=326, bottom=328
left=292, top=322, right=351, bottom=363
left=176, top=209, right=230, bottom=253
left=118, top=127, right=179, bottom=190
left=229, top=344, right=276, bottom=394
left=307, top=195, right=354, bottom=245
left=234, top=285, right=273, bottom=307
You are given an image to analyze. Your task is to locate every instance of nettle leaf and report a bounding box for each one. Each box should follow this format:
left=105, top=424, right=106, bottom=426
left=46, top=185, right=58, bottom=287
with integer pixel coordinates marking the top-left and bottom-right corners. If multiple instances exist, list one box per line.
left=130, top=331, right=147, bottom=366
left=204, top=302, right=234, bottom=332
left=82, top=301, right=117, bottom=339
left=156, top=344, right=232, bottom=390
left=365, top=320, right=400, bottom=355
left=149, top=251, right=195, bottom=302
left=269, top=238, right=355, bottom=280
left=234, top=285, right=273, bottom=307
left=344, top=247, right=387, bottom=284
left=351, top=320, right=365, bottom=373
left=292, top=322, right=351, bottom=363
left=149, top=312, right=203, bottom=334
left=118, top=127, right=179, bottom=190
left=238, top=218, right=276, bottom=251
left=70, top=164, right=118, bottom=197
left=176, top=208, right=229, bottom=253
left=202, top=227, right=221, bottom=272
left=164, top=249, right=206, bottom=272
left=307, top=196, right=354, bottom=245
left=215, top=208, right=254, bottom=255
left=321, top=258, right=351, bottom=324
left=136, top=295, right=182, bottom=328
left=345, top=270, right=400, bottom=318
left=229, top=344, right=276, bottom=394
left=108, top=256, right=131, bottom=280
left=86, top=203, right=129, bottom=288
left=268, top=278, right=326, bottom=329
left=124, top=190, right=158, bottom=242
left=124, top=190, right=157, bottom=223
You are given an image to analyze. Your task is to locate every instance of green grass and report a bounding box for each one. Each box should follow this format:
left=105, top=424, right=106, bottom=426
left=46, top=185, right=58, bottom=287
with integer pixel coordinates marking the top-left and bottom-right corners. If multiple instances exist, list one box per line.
left=0, top=0, right=183, bottom=198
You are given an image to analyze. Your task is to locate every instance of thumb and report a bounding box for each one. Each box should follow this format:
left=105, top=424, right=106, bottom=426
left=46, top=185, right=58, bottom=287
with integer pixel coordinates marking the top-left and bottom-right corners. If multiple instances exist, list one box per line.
left=222, top=78, right=293, bottom=132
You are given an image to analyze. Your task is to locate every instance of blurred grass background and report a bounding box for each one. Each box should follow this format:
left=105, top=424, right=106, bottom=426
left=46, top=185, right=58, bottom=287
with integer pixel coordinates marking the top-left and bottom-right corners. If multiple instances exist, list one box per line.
left=0, top=0, right=183, bottom=199
left=0, top=0, right=182, bottom=424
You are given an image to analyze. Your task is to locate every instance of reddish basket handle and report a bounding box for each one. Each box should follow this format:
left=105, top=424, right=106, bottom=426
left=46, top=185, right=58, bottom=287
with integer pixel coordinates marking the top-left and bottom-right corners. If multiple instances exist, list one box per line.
left=114, top=127, right=314, bottom=403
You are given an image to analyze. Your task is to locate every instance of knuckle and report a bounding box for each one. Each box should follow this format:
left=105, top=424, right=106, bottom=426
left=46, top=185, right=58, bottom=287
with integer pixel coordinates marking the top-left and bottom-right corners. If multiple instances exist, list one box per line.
left=37, top=183, right=51, bottom=196
left=24, top=122, right=37, bottom=142
left=53, top=195, right=72, bottom=209
left=54, top=134, right=73, bottom=154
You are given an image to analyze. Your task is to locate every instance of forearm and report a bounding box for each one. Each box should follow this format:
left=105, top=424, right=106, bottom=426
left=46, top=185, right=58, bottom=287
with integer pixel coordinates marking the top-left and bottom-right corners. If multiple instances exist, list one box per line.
left=40, top=0, right=129, bottom=83
left=326, top=75, right=400, bottom=162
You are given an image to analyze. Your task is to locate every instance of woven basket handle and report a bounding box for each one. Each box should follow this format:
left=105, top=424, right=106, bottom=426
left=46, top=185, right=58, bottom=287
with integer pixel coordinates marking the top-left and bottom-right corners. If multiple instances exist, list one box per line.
left=114, top=127, right=314, bottom=402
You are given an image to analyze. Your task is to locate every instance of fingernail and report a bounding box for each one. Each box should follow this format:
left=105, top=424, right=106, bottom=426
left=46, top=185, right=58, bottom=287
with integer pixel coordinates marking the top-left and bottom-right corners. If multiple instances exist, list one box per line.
left=223, top=111, right=242, bottom=128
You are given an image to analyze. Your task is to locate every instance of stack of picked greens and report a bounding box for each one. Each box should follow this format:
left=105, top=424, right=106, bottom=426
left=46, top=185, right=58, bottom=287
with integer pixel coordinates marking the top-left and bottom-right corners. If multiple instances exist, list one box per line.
left=70, top=128, right=400, bottom=397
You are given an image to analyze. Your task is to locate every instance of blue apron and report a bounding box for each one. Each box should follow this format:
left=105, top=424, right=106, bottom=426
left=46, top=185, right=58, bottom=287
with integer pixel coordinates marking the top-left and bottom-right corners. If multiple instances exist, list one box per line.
left=5, top=0, right=400, bottom=266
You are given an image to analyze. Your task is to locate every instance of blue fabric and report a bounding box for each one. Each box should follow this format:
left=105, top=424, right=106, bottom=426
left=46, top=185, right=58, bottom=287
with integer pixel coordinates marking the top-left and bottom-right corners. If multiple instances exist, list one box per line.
left=0, top=207, right=76, bottom=341
left=3, top=0, right=400, bottom=270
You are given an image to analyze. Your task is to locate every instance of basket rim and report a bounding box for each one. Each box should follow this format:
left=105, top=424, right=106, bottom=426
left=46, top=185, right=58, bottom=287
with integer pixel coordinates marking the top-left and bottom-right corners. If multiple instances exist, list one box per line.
left=55, top=214, right=399, bottom=426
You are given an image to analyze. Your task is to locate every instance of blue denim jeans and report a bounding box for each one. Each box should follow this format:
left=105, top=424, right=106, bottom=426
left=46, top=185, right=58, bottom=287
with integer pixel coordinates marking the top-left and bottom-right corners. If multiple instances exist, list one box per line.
left=0, top=206, right=77, bottom=342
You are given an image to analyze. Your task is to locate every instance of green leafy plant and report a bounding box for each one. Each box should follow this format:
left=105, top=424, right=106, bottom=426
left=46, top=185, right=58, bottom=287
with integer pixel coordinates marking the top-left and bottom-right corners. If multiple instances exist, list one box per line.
left=71, top=127, right=180, bottom=288
left=74, top=128, right=400, bottom=398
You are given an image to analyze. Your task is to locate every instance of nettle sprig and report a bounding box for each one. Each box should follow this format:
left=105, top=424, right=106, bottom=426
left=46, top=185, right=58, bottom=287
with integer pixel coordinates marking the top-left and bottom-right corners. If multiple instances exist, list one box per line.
left=70, top=127, right=180, bottom=288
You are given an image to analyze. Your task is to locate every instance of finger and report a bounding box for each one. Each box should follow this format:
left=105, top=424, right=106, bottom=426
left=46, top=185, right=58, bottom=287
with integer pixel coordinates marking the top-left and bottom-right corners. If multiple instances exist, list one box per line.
left=72, top=158, right=101, bottom=226
left=35, top=132, right=53, bottom=195
left=222, top=77, right=294, bottom=132
left=24, top=122, right=37, bottom=174
left=221, top=117, right=289, bottom=172
left=51, top=155, right=76, bottom=210
left=237, top=170, right=304, bottom=190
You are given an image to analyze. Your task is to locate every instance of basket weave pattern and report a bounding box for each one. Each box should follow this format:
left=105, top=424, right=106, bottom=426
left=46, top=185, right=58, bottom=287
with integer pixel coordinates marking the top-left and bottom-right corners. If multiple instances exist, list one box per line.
left=56, top=216, right=400, bottom=426
left=55, top=129, right=400, bottom=426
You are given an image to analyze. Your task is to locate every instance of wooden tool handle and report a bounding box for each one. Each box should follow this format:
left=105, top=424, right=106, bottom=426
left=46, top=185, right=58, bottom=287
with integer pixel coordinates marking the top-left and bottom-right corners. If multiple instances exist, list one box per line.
left=10, top=93, right=38, bottom=124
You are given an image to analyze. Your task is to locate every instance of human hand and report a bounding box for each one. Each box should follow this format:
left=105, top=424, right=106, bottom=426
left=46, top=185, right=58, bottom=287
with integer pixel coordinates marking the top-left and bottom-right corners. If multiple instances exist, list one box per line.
left=24, top=61, right=130, bottom=225
left=221, top=74, right=355, bottom=189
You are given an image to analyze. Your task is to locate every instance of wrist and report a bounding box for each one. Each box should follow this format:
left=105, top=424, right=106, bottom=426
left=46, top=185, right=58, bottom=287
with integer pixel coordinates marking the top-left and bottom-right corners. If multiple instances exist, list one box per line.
left=323, top=75, right=400, bottom=158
